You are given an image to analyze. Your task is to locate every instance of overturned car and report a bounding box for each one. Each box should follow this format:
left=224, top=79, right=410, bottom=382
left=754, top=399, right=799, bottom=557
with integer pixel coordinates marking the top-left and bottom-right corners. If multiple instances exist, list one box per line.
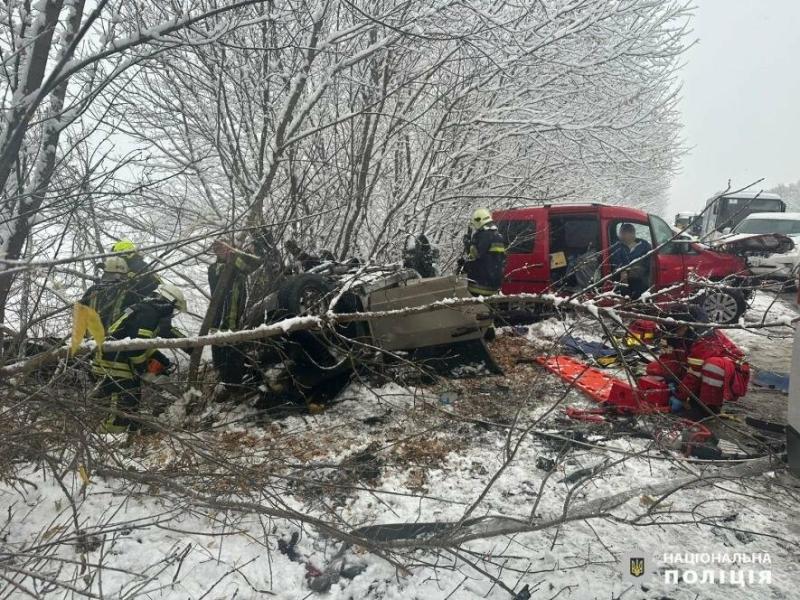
left=244, top=263, right=498, bottom=403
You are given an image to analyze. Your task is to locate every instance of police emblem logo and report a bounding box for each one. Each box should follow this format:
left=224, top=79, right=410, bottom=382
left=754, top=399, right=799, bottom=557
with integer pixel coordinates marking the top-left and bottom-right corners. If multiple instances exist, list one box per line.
left=630, top=557, right=645, bottom=577
left=622, top=547, right=655, bottom=583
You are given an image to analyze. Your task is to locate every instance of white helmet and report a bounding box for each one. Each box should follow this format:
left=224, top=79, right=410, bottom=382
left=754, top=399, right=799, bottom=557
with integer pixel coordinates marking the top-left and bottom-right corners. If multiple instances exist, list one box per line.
left=471, top=208, right=493, bottom=230
left=103, top=256, right=129, bottom=274
left=155, top=283, right=187, bottom=313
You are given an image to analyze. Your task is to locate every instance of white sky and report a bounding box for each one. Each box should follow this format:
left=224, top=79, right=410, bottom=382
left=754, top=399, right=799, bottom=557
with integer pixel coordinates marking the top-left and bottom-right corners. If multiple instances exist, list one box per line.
left=668, top=0, right=800, bottom=214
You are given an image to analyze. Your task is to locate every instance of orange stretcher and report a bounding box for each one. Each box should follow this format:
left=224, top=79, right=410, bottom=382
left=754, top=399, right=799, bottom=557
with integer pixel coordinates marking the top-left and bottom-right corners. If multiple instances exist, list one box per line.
left=535, top=355, right=669, bottom=413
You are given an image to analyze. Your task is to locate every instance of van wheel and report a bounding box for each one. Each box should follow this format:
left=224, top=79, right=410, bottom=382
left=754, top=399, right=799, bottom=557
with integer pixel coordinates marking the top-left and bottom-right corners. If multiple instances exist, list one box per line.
left=277, top=274, right=335, bottom=316
left=699, top=288, right=746, bottom=324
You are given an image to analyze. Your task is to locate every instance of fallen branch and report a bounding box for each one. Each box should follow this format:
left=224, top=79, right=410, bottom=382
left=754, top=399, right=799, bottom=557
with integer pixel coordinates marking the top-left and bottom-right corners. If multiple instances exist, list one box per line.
left=350, top=457, right=778, bottom=548
left=2, top=291, right=797, bottom=378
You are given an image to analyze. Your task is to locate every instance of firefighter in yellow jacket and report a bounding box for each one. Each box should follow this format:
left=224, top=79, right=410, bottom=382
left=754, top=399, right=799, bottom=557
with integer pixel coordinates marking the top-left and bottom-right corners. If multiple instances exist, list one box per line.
left=92, top=283, right=186, bottom=432
left=462, top=208, right=506, bottom=296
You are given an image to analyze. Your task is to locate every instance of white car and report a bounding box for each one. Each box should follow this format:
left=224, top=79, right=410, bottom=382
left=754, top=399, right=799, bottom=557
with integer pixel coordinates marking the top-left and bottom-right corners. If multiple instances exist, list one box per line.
left=732, top=212, right=800, bottom=279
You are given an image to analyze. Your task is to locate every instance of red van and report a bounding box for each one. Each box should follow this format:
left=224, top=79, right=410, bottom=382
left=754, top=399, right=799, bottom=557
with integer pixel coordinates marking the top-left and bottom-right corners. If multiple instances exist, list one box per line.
left=493, top=204, right=752, bottom=323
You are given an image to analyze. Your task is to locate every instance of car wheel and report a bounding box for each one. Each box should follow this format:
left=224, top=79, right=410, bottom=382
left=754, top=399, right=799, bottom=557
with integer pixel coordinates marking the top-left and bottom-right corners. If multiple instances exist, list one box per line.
left=700, top=288, right=746, bottom=324
left=277, top=273, right=335, bottom=316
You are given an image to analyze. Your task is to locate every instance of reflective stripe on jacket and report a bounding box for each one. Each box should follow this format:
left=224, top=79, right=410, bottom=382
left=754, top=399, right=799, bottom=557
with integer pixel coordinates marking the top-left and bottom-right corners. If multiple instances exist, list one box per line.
left=79, top=281, right=134, bottom=329
left=92, top=301, right=184, bottom=380
left=676, top=330, right=746, bottom=404
left=208, top=255, right=259, bottom=330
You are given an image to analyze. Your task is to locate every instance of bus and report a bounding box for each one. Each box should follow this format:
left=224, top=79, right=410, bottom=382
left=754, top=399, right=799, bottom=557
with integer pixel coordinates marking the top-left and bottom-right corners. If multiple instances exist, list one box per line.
left=700, top=191, right=785, bottom=239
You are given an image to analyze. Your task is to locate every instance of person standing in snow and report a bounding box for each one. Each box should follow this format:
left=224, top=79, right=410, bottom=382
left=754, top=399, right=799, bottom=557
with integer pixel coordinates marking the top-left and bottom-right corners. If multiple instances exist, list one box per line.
left=91, top=284, right=187, bottom=432
left=610, top=223, right=651, bottom=298
left=461, top=208, right=506, bottom=296
left=646, top=305, right=750, bottom=422
left=207, top=239, right=260, bottom=399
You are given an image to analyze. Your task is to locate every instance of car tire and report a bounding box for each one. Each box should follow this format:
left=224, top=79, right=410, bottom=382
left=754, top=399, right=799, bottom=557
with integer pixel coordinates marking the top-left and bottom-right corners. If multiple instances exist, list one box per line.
left=277, top=273, right=335, bottom=316
left=699, top=287, right=747, bottom=324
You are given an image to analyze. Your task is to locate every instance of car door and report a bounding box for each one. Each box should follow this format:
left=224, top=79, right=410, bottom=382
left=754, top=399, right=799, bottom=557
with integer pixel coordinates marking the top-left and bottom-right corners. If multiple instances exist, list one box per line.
left=495, top=209, right=549, bottom=293
left=648, top=214, right=686, bottom=293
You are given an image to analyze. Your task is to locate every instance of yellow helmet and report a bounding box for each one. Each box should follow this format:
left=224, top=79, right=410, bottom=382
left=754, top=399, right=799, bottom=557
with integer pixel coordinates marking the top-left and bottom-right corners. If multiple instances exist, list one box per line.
left=103, top=256, right=129, bottom=274
left=471, top=208, right=493, bottom=230
left=112, top=239, right=136, bottom=255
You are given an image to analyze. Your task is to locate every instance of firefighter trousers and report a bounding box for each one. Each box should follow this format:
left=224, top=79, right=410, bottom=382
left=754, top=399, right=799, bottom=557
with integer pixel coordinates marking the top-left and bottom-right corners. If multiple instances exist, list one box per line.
left=96, top=377, right=141, bottom=429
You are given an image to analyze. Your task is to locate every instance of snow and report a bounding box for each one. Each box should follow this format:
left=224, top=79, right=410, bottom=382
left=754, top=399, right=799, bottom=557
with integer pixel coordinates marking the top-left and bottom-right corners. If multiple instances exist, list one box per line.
left=4, top=300, right=799, bottom=600
left=727, top=291, right=798, bottom=373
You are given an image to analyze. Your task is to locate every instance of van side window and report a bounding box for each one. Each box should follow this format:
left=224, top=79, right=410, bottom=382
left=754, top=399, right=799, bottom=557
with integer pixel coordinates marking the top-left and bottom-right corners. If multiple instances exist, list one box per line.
left=609, top=221, right=652, bottom=246
left=496, top=220, right=536, bottom=254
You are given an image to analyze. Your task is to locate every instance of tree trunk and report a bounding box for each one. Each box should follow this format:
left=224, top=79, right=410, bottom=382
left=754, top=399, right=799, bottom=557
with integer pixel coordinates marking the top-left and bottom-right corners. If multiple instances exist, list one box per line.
left=0, top=0, right=70, bottom=327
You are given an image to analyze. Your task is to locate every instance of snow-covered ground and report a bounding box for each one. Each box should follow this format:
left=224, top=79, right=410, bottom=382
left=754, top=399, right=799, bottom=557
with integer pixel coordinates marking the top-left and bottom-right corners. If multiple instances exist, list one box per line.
left=728, top=291, right=798, bottom=373
left=2, top=293, right=799, bottom=599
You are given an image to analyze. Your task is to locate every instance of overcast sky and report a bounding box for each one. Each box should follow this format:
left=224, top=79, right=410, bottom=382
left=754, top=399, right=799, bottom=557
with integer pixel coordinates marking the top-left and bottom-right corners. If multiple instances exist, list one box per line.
left=668, top=0, right=800, bottom=214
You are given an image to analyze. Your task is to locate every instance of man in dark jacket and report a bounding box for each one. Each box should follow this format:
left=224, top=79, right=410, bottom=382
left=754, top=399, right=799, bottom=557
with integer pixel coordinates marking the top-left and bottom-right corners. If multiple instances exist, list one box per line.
left=92, top=283, right=186, bottom=432
left=79, top=256, right=134, bottom=328
left=463, top=208, right=506, bottom=296
left=111, top=239, right=161, bottom=303
left=208, top=240, right=260, bottom=396
left=80, top=241, right=162, bottom=330
left=610, top=223, right=652, bottom=298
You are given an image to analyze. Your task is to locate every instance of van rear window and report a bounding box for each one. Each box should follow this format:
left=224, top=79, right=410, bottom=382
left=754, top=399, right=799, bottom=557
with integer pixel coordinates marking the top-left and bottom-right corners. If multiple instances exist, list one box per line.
left=497, top=220, right=536, bottom=254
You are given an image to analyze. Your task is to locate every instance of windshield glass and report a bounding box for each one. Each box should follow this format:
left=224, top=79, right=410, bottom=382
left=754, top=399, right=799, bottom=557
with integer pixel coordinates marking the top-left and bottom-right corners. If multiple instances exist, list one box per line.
left=734, top=218, right=800, bottom=235
left=716, top=198, right=785, bottom=230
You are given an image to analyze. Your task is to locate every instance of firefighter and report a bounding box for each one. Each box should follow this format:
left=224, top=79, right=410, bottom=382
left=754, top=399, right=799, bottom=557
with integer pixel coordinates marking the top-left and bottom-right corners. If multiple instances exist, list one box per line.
left=462, top=208, right=506, bottom=296
left=92, top=283, right=187, bottom=432
left=208, top=239, right=260, bottom=398
left=111, top=239, right=161, bottom=302
left=647, top=306, right=750, bottom=421
left=78, top=256, right=133, bottom=328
